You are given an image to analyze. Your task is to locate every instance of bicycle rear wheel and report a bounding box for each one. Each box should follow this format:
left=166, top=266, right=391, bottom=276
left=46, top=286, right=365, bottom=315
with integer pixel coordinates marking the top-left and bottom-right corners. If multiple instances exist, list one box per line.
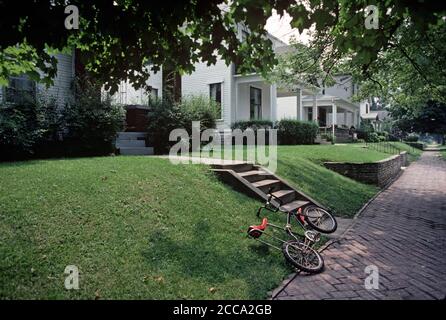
left=302, top=205, right=337, bottom=234
left=282, top=240, right=324, bottom=274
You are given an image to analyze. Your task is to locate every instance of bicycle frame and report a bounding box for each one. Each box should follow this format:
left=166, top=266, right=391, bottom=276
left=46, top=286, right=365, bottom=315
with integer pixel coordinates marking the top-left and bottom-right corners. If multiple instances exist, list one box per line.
left=249, top=206, right=305, bottom=251
left=256, top=193, right=307, bottom=230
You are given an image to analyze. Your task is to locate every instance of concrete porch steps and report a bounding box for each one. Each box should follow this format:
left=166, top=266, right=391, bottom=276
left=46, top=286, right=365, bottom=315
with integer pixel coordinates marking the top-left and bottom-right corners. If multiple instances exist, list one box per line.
left=116, top=132, right=154, bottom=156
left=211, top=162, right=328, bottom=215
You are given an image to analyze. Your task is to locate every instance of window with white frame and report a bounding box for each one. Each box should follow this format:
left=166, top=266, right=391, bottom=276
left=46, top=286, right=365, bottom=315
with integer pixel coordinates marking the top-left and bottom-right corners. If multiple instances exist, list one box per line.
left=209, top=82, right=222, bottom=119
left=4, top=75, right=36, bottom=104
left=250, top=87, right=262, bottom=120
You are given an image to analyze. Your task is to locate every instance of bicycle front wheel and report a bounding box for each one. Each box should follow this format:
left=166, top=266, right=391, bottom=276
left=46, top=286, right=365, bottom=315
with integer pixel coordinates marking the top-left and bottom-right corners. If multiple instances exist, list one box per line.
left=302, top=205, right=337, bottom=234
left=282, top=240, right=324, bottom=274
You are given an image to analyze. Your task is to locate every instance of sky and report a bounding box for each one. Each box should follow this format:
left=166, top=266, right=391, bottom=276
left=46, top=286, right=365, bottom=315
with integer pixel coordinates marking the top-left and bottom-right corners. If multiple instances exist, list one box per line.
left=265, top=10, right=311, bottom=44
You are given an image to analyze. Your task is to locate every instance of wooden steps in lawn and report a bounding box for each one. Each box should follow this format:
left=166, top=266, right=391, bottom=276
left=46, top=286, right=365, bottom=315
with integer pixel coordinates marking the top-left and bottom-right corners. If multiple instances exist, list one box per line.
left=211, top=162, right=326, bottom=213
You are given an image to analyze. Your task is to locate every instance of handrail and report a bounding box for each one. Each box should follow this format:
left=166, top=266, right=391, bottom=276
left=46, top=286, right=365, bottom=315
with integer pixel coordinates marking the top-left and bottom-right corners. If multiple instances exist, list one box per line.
left=365, top=141, right=402, bottom=155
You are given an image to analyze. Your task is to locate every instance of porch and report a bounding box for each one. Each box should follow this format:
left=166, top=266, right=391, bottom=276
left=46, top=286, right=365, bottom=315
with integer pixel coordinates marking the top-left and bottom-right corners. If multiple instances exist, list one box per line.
left=233, top=74, right=277, bottom=122
left=301, top=94, right=361, bottom=129
left=232, top=74, right=317, bottom=124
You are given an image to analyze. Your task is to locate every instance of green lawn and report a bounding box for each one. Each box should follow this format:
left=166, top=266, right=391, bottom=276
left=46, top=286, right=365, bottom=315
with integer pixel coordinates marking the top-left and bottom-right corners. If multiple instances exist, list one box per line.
left=0, top=143, right=421, bottom=299
left=274, top=145, right=384, bottom=217
left=0, top=157, right=289, bottom=299
left=359, top=141, right=423, bottom=162
left=196, top=143, right=399, bottom=217
left=198, top=143, right=422, bottom=217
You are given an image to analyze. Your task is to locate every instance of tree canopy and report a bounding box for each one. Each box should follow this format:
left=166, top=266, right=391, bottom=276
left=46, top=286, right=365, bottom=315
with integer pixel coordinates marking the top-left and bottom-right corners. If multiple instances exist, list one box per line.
left=1, top=0, right=445, bottom=93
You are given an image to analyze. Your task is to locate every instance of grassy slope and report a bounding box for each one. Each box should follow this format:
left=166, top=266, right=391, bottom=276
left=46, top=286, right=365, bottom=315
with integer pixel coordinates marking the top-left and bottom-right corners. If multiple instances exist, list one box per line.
left=0, top=157, right=289, bottom=299
left=198, top=144, right=391, bottom=217
left=0, top=143, right=421, bottom=299
left=275, top=145, right=383, bottom=217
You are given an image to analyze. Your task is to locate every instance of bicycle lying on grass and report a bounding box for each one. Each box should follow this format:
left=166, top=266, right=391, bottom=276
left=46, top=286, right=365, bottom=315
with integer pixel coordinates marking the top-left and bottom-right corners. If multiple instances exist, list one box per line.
left=247, top=189, right=337, bottom=274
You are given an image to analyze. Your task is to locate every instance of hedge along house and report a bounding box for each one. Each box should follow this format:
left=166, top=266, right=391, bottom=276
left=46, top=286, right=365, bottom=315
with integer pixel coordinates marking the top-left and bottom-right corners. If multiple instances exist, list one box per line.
left=0, top=52, right=75, bottom=107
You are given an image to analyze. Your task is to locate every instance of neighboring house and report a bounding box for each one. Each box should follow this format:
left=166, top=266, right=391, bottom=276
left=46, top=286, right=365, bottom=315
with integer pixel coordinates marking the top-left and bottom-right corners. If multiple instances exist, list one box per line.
left=0, top=52, right=75, bottom=107
left=278, top=74, right=363, bottom=129
left=361, top=109, right=390, bottom=131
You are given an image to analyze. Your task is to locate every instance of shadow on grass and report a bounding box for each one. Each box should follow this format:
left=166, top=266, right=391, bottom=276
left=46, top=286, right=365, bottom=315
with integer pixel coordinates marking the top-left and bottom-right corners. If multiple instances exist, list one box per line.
left=276, top=157, right=377, bottom=218
left=141, top=218, right=285, bottom=298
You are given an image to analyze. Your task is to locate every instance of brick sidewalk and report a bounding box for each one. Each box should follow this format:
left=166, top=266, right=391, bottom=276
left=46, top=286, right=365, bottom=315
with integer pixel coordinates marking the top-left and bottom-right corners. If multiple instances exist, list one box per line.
left=273, top=152, right=446, bottom=300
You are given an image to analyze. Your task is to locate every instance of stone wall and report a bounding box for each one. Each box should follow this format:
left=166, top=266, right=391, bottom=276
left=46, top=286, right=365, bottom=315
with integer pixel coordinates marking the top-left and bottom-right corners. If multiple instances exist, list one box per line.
left=324, top=151, right=408, bottom=187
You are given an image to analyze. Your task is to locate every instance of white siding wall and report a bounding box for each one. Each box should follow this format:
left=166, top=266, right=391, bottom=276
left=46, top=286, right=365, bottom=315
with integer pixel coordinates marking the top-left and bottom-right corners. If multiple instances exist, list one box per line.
left=181, top=59, right=232, bottom=128
left=111, top=68, right=163, bottom=105
left=277, top=96, right=297, bottom=120
left=38, top=52, right=74, bottom=106
left=324, top=75, right=354, bottom=101
left=1, top=52, right=74, bottom=107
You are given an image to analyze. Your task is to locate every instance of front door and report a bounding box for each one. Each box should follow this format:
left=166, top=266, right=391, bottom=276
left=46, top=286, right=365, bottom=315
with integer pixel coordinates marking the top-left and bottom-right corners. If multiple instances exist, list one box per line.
left=250, top=87, right=262, bottom=120
left=318, top=107, right=327, bottom=126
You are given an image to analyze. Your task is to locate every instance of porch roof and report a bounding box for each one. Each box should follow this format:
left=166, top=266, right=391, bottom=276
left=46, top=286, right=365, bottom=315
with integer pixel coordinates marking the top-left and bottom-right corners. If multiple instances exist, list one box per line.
left=361, top=112, right=380, bottom=120
left=301, top=94, right=360, bottom=112
left=234, top=73, right=318, bottom=96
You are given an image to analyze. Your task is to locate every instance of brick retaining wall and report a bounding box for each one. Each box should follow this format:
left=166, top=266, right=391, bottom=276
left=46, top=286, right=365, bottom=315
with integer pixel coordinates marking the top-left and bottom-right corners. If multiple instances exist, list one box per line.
left=324, top=151, right=408, bottom=187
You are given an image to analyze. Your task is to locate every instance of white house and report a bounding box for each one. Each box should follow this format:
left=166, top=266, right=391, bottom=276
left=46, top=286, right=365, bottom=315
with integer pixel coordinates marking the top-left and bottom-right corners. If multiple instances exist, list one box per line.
left=278, top=74, right=363, bottom=130
left=113, top=25, right=318, bottom=131
left=0, top=52, right=75, bottom=107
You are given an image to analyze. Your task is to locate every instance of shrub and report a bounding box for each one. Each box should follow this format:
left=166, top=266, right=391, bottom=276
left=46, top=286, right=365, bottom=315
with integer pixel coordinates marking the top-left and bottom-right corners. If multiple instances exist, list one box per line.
left=276, top=119, right=318, bottom=145
left=0, top=95, right=61, bottom=160
left=231, top=120, right=274, bottom=131
left=148, top=94, right=219, bottom=154
left=179, top=94, right=220, bottom=133
left=320, top=133, right=333, bottom=142
left=147, top=98, right=185, bottom=154
left=0, top=77, right=125, bottom=160
left=404, top=134, right=419, bottom=142
left=367, top=132, right=380, bottom=143
left=356, top=121, right=374, bottom=140
left=63, top=79, right=125, bottom=156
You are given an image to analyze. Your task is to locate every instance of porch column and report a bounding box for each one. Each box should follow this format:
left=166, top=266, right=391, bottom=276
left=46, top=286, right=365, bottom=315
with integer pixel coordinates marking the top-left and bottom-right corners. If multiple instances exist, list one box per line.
left=270, top=83, right=277, bottom=121
left=344, top=110, right=348, bottom=126
left=332, top=103, right=337, bottom=142
left=312, top=95, right=318, bottom=122
left=234, top=82, right=238, bottom=122
left=296, top=88, right=303, bottom=120
left=353, top=110, right=358, bottom=127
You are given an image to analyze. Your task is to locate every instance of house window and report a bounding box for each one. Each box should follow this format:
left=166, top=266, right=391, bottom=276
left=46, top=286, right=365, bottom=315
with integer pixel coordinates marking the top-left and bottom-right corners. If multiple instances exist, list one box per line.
left=209, top=83, right=221, bottom=104
left=147, top=87, right=158, bottom=106
left=4, top=75, right=36, bottom=104
left=308, top=108, right=313, bottom=122
left=250, top=87, right=262, bottom=120
left=118, top=82, right=127, bottom=104
left=150, top=87, right=158, bottom=100
left=210, top=83, right=222, bottom=119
